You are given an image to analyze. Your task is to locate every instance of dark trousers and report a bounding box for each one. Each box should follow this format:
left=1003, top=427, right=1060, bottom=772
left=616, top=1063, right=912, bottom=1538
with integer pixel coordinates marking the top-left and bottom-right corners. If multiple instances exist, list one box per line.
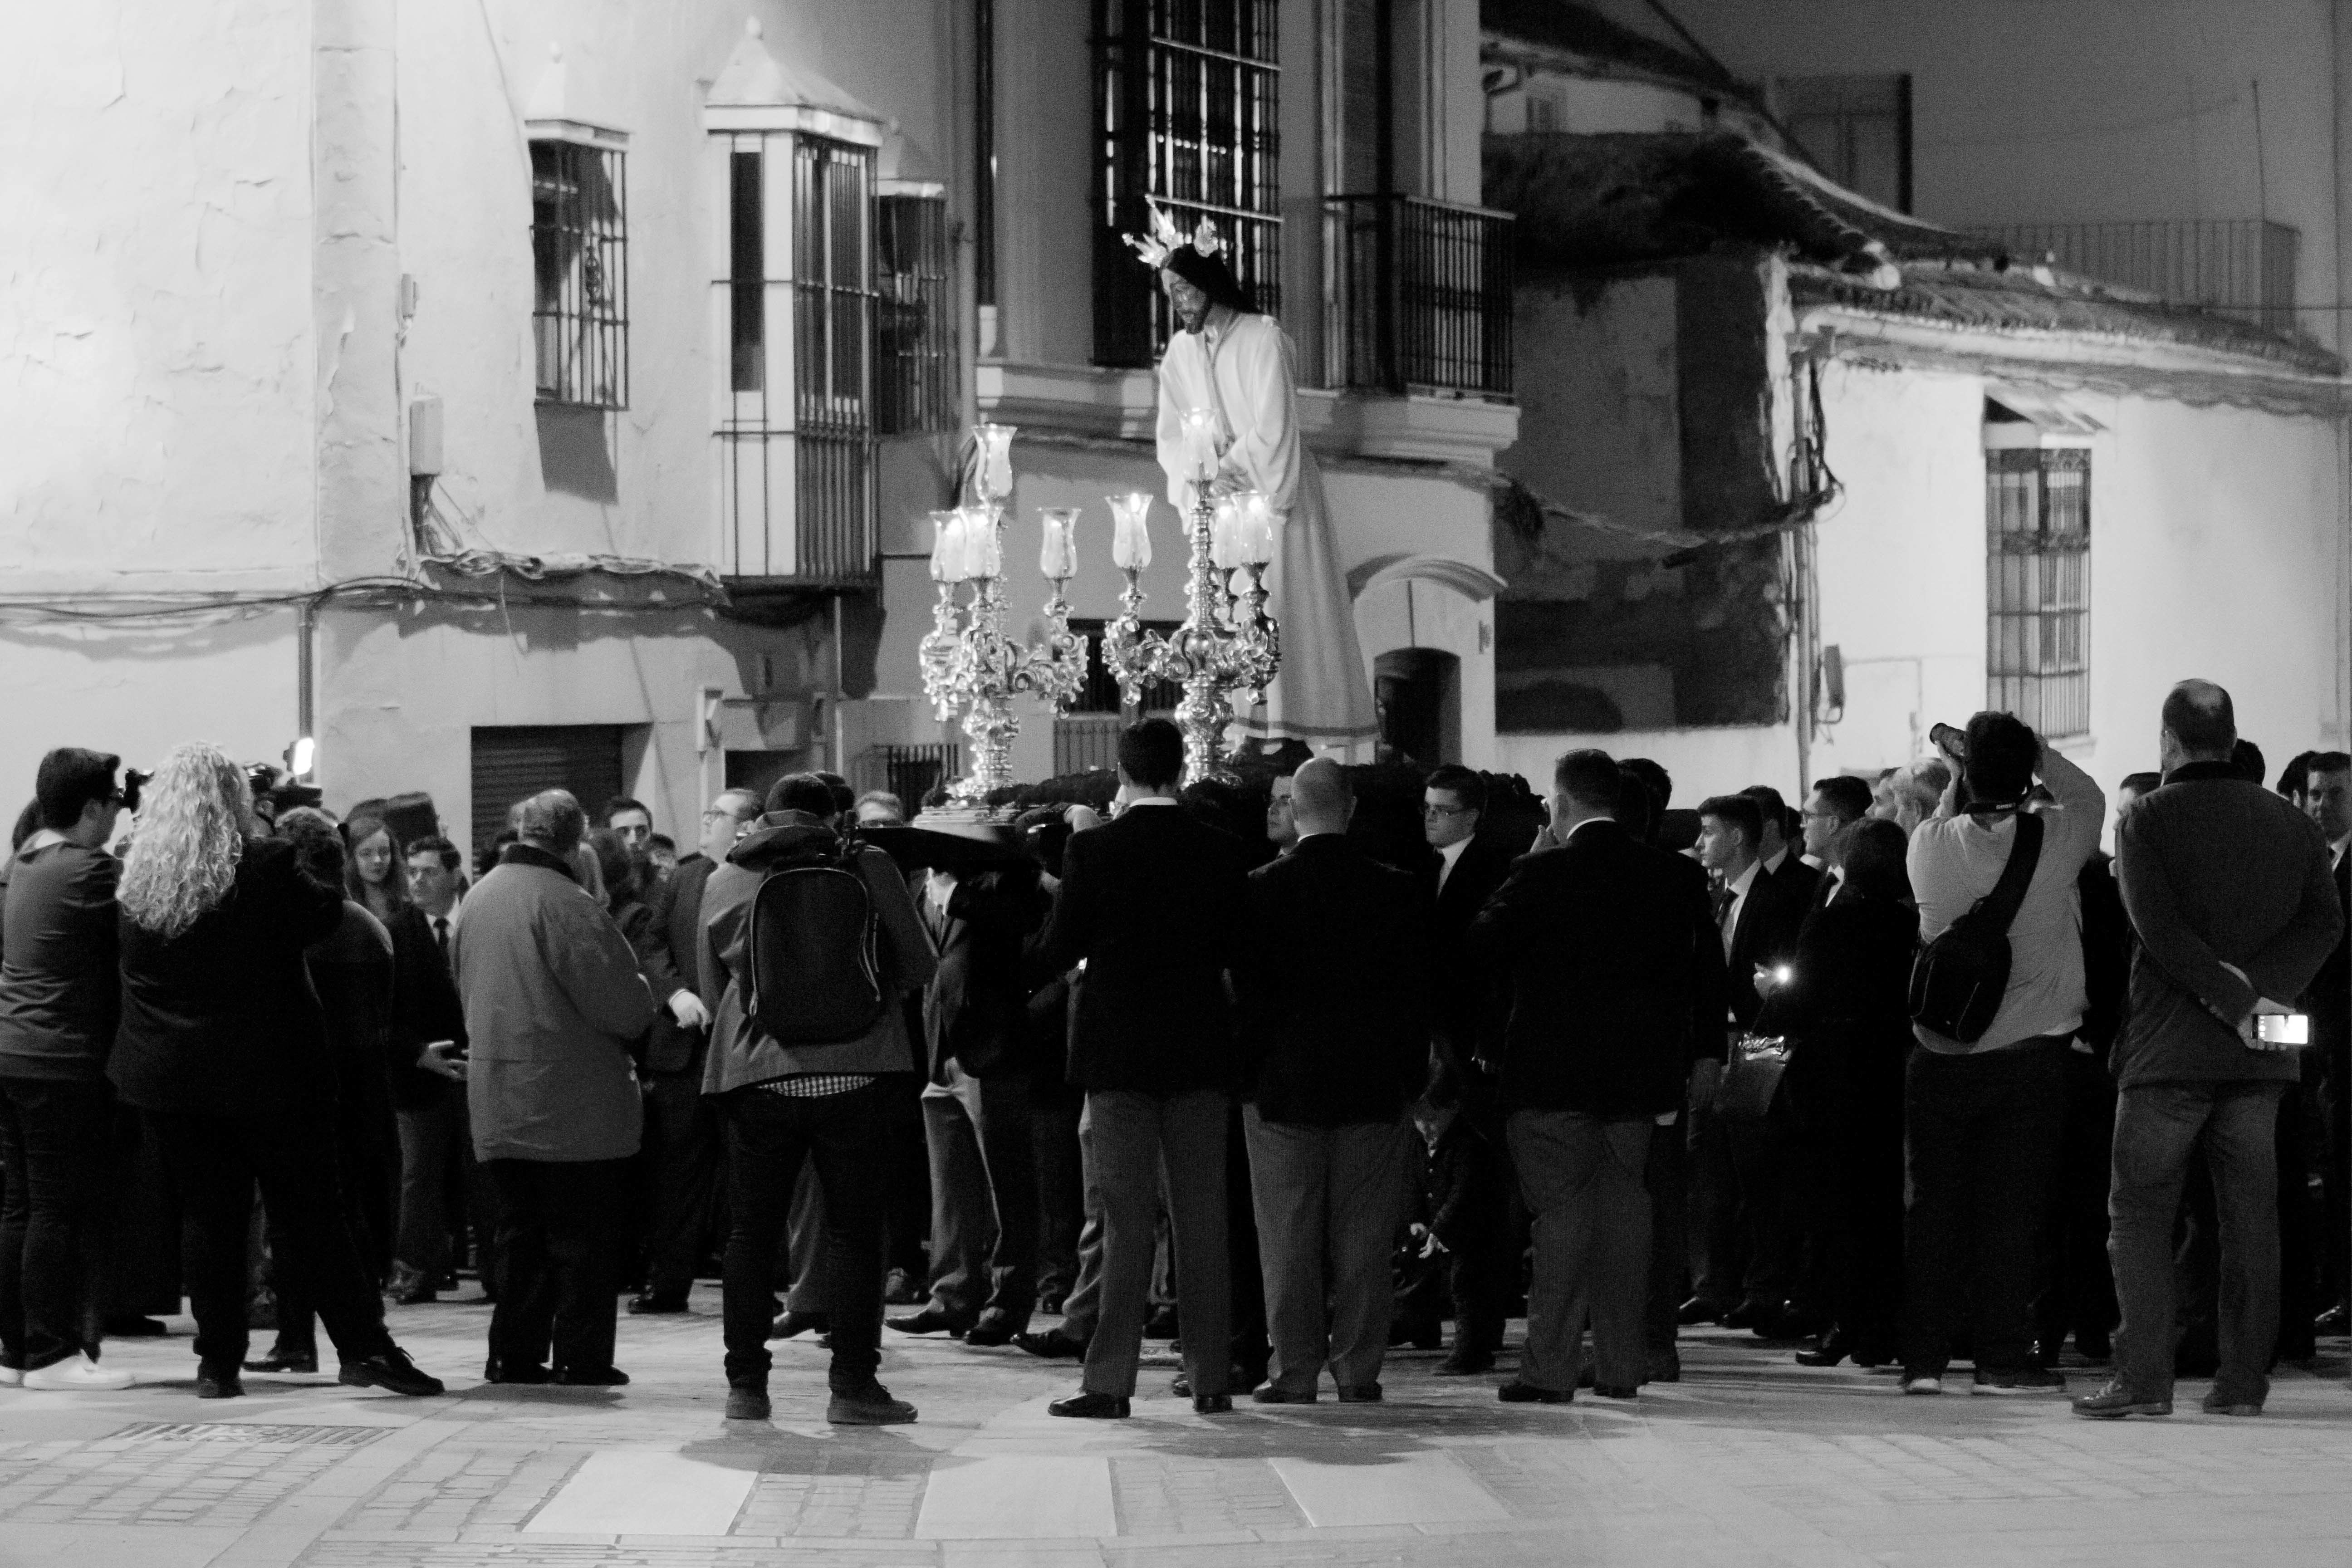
left=485, top=1157, right=627, bottom=1373
left=1686, top=1060, right=1742, bottom=1306
left=2112, top=1081, right=2285, bottom=1406
left=1243, top=1108, right=1405, bottom=1392
left=720, top=1082, right=889, bottom=1391
left=2034, top=1046, right=2119, bottom=1353
left=394, top=1094, right=458, bottom=1280
left=0, top=1078, right=113, bottom=1371
left=2273, top=1078, right=2320, bottom=1356
left=1032, top=1078, right=1085, bottom=1300
left=880, top=1065, right=930, bottom=1281
left=1081, top=1088, right=1230, bottom=1400
left=1644, top=1103, right=1689, bottom=1352
left=2319, top=1038, right=2351, bottom=1311
left=920, top=1066, right=1038, bottom=1327
left=639, top=1071, right=722, bottom=1300
left=1055, top=1098, right=1108, bottom=1341
left=149, top=1108, right=392, bottom=1373
left=1900, top=1038, right=2067, bottom=1377
left=272, top=1102, right=396, bottom=1354
left=1508, top=1109, right=1652, bottom=1392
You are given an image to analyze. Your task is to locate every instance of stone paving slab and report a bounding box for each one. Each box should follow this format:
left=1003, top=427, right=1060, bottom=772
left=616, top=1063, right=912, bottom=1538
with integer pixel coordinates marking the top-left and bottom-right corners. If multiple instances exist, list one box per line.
left=0, top=1287, right=2344, bottom=1568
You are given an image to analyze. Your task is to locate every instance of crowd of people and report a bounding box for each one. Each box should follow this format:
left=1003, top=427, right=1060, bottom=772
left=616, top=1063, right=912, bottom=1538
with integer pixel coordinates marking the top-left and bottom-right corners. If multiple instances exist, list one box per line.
left=0, top=679, right=2344, bottom=1428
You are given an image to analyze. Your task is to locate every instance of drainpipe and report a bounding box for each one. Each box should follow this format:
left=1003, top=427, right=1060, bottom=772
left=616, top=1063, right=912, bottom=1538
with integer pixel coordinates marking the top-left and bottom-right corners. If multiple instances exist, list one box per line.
left=297, top=596, right=318, bottom=782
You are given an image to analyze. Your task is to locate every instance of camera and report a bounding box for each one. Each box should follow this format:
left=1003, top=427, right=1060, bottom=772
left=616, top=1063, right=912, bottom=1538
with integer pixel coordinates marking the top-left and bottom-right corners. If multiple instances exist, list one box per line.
left=1929, top=722, right=1968, bottom=761
left=120, top=768, right=151, bottom=813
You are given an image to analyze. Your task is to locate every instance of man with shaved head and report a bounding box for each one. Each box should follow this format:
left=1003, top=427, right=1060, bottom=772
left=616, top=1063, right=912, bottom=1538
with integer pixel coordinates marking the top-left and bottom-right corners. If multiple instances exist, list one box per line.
left=1231, top=758, right=1431, bottom=1402
left=2078, top=681, right=2342, bottom=1420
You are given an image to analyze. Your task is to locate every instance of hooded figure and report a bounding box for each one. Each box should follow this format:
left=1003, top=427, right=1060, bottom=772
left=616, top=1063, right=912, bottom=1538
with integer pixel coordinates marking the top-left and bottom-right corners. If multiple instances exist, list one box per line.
left=1138, top=207, right=1379, bottom=755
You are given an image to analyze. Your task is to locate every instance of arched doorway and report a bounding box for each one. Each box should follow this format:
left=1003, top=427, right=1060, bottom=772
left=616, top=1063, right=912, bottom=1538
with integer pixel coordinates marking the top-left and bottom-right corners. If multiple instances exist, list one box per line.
left=1374, top=648, right=1460, bottom=767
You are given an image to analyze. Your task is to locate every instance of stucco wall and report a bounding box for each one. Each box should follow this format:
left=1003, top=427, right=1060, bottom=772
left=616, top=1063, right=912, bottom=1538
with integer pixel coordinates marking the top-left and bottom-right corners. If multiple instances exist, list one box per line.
left=0, top=0, right=318, bottom=593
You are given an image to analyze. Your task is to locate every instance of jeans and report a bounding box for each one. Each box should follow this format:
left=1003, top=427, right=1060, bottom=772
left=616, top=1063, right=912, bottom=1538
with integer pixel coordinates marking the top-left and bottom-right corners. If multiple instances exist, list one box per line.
left=1080, top=1089, right=1230, bottom=1400
left=1508, top=1109, right=1653, bottom=1392
left=485, top=1157, right=629, bottom=1373
left=0, top=1078, right=112, bottom=1371
left=921, top=1065, right=1038, bottom=1327
left=1900, top=1038, right=2067, bottom=1377
left=148, top=1108, right=393, bottom=1373
left=393, top=1093, right=458, bottom=1280
left=720, top=1082, right=890, bottom=1391
left=2110, top=1080, right=2285, bottom=1406
left=1243, top=1107, right=1406, bottom=1392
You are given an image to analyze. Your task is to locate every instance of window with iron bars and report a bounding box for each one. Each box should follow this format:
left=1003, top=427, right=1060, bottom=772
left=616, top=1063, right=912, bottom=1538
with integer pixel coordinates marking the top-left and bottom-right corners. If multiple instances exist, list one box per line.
left=1093, top=0, right=1281, bottom=368
left=1986, top=446, right=2090, bottom=740
left=877, top=194, right=958, bottom=434
left=716, top=131, right=877, bottom=582
left=530, top=140, right=628, bottom=409
left=1065, top=617, right=1184, bottom=712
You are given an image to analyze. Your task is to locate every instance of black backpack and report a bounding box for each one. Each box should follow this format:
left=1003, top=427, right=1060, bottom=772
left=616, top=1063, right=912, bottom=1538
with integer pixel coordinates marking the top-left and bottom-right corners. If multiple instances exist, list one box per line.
left=1908, top=811, right=2044, bottom=1043
left=745, top=833, right=886, bottom=1046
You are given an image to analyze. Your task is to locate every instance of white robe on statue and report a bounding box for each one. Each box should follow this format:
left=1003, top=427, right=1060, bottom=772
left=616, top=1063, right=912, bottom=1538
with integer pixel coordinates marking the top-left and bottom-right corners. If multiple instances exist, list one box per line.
left=1153, top=308, right=1379, bottom=751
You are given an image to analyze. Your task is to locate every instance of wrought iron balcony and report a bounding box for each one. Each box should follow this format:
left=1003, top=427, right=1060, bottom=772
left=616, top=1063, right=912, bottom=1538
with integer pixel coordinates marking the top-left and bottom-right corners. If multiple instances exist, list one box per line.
left=1323, top=194, right=1515, bottom=398
left=1975, top=219, right=2300, bottom=335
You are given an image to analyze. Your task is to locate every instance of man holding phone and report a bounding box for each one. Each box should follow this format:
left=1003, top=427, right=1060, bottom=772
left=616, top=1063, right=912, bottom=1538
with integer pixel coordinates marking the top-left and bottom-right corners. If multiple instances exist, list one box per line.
left=2078, top=681, right=2343, bottom=1420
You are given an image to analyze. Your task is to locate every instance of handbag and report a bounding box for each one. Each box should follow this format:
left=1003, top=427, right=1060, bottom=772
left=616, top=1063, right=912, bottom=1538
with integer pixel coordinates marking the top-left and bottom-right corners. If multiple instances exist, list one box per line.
left=1908, top=811, right=2044, bottom=1042
left=1716, top=1033, right=1792, bottom=1122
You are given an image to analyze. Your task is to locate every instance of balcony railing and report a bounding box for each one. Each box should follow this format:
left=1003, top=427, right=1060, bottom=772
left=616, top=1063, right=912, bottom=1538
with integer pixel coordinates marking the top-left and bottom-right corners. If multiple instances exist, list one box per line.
left=1975, top=219, right=2300, bottom=335
left=1324, top=194, right=1514, bottom=398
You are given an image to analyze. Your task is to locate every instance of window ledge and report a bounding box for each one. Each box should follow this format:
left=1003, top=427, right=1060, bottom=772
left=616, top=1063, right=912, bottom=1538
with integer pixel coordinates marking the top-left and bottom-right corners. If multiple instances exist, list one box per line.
left=975, top=360, right=1521, bottom=469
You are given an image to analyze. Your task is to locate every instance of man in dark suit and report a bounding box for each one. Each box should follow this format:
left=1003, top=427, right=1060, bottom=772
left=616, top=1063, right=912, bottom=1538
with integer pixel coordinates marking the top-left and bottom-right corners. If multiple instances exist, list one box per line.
left=1417, top=764, right=1517, bottom=1374
left=1033, top=719, right=1250, bottom=1418
left=1744, top=784, right=1823, bottom=909
left=1233, top=760, right=1429, bottom=1403
left=1683, top=792, right=1808, bottom=1332
left=1469, top=750, right=1714, bottom=1401
left=2078, top=683, right=2342, bottom=1420
left=627, top=788, right=758, bottom=1314
left=2299, top=752, right=2349, bottom=1333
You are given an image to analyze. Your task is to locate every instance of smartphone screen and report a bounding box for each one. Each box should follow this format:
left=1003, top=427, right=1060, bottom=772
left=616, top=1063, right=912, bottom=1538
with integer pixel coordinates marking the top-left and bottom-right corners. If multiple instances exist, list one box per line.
left=2257, top=1013, right=2310, bottom=1046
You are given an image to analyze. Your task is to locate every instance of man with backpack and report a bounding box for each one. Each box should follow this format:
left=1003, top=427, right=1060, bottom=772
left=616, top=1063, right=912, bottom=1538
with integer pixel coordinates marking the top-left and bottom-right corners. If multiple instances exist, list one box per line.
left=1900, top=712, right=2105, bottom=1396
left=698, top=774, right=936, bottom=1425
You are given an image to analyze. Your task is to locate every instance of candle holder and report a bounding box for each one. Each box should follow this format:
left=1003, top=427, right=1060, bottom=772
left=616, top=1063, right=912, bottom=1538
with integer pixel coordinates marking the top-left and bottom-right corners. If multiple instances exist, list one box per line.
left=1102, top=485, right=1279, bottom=786
left=916, top=430, right=1089, bottom=802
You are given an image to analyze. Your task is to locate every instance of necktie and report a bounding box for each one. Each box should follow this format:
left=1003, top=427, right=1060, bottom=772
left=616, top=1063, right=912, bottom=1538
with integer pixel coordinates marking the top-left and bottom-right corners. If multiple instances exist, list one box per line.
left=1715, top=888, right=1738, bottom=958
left=434, top=916, right=451, bottom=972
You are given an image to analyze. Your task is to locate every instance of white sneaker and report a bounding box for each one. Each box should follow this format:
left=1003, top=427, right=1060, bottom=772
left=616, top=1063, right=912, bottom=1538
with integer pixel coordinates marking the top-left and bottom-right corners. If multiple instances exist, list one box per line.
left=22, top=1353, right=134, bottom=1391
left=0, top=1366, right=21, bottom=1387
left=1901, top=1375, right=1943, bottom=1396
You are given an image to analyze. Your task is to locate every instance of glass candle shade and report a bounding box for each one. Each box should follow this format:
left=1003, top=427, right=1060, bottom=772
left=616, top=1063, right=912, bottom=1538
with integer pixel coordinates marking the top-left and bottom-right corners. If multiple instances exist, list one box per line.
left=1038, top=507, right=1079, bottom=581
left=1108, top=491, right=1153, bottom=571
left=959, top=504, right=1002, bottom=580
left=1210, top=497, right=1241, bottom=570
left=928, top=509, right=966, bottom=584
left=1237, top=491, right=1276, bottom=566
left=1180, top=409, right=1220, bottom=485
left=974, top=423, right=1017, bottom=503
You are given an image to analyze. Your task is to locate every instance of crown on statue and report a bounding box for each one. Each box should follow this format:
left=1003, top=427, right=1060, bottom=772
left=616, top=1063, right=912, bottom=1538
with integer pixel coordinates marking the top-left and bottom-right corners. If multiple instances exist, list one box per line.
left=1122, top=200, right=1225, bottom=269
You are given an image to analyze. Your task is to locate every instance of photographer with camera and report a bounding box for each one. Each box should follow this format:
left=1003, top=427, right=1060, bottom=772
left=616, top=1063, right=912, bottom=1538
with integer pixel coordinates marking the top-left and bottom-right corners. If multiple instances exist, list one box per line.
left=1899, top=710, right=2104, bottom=1396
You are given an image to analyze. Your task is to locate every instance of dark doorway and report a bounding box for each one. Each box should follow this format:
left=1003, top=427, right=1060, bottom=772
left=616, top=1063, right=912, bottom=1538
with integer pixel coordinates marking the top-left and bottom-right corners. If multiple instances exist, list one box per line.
left=1374, top=648, right=1459, bottom=767
left=470, top=725, right=625, bottom=856
left=725, top=749, right=809, bottom=806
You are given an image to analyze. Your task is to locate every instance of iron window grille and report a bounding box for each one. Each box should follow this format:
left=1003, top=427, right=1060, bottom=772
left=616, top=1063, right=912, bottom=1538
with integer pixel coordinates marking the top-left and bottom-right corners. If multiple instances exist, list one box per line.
left=1986, top=446, right=2090, bottom=740
left=1093, top=0, right=1281, bottom=368
left=877, top=194, right=958, bottom=434
left=715, top=131, right=878, bottom=583
left=1066, top=617, right=1183, bottom=712
left=530, top=140, right=628, bottom=409
left=1323, top=193, right=1514, bottom=397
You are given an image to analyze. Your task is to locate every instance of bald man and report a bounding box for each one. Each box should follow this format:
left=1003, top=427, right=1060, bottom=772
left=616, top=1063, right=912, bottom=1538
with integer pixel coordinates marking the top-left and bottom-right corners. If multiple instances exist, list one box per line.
left=1231, top=759, right=1432, bottom=1401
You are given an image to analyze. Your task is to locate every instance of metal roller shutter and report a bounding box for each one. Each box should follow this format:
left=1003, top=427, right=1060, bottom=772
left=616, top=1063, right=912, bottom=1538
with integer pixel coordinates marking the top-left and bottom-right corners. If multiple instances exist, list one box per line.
left=469, top=725, right=624, bottom=856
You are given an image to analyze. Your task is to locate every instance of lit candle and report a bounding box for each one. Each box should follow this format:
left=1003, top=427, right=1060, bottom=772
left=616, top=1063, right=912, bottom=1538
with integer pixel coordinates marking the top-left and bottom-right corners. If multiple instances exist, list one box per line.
left=928, top=509, right=965, bottom=584
left=960, top=504, right=1001, bottom=580
left=1107, top=492, right=1153, bottom=571
left=1180, top=409, right=1220, bottom=485
left=1038, top=507, right=1078, bottom=581
left=1210, top=497, right=1241, bottom=570
left=974, top=423, right=1017, bottom=503
left=1238, top=491, right=1276, bottom=566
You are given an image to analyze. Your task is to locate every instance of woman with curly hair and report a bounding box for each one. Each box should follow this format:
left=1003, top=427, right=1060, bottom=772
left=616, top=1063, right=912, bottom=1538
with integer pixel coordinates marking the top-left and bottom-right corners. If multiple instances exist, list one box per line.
left=110, top=743, right=443, bottom=1401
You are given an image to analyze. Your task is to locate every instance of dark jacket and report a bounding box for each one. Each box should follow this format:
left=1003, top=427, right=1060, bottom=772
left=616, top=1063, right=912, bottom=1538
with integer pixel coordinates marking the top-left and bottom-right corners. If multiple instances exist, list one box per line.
left=112, top=835, right=347, bottom=1118
left=1724, top=860, right=1808, bottom=1030
left=1467, top=818, right=1715, bottom=1117
left=643, top=855, right=718, bottom=1076
left=0, top=840, right=121, bottom=1082
left=2077, top=851, right=2132, bottom=1055
left=1236, top=833, right=1432, bottom=1126
left=309, top=900, right=397, bottom=1133
left=1031, top=803, right=1249, bottom=1094
left=1424, top=835, right=1514, bottom=1062
left=699, top=813, right=934, bottom=1094
left=1752, top=892, right=1919, bottom=1115
left=608, top=893, right=673, bottom=1066
left=384, top=904, right=466, bottom=1111
left=924, top=869, right=1049, bottom=1080
left=2302, top=848, right=2349, bottom=1083
left=2112, top=763, right=2344, bottom=1088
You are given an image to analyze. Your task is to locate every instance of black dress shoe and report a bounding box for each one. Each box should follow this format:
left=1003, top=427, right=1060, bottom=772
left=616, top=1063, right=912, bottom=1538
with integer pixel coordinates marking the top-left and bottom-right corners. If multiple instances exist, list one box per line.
left=242, top=1346, right=318, bottom=1374
left=1719, top=1299, right=1771, bottom=1331
left=962, top=1313, right=1020, bottom=1348
left=886, top=1307, right=970, bottom=1338
left=1592, top=1383, right=1640, bottom=1400
left=769, top=1311, right=829, bottom=1340
left=1014, top=1328, right=1088, bottom=1360
left=1497, top=1380, right=1572, bottom=1404
left=1676, top=1296, right=1725, bottom=1326
left=1646, top=1349, right=1681, bottom=1383
left=1335, top=1383, right=1382, bottom=1403
left=107, top=1316, right=169, bottom=1338
left=2314, top=1303, right=2349, bottom=1335
left=1435, top=1348, right=1494, bottom=1376
left=627, top=1294, right=688, bottom=1316
left=1192, top=1392, right=1233, bottom=1414
left=483, top=1358, right=553, bottom=1384
left=555, top=1365, right=630, bottom=1386
left=1794, top=1332, right=1854, bottom=1368
left=1048, top=1390, right=1130, bottom=1419
left=725, top=1385, right=770, bottom=1421
left=196, top=1366, right=245, bottom=1399
left=340, top=1347, right=445, bottom=1397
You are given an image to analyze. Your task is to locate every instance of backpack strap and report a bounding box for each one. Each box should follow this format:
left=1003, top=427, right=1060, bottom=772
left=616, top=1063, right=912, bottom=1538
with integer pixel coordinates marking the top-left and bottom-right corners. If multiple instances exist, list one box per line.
left=1970, top=810, right=2046, bottom=934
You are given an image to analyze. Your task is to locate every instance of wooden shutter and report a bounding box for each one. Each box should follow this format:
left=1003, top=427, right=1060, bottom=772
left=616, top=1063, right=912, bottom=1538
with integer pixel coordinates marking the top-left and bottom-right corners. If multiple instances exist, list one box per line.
left=469, top=725, right=624, bottom=854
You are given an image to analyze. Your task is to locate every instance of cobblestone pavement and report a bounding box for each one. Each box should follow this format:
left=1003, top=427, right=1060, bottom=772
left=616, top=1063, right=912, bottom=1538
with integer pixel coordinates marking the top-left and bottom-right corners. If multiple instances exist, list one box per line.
left=1, top=1289, right=2345, bottom=1568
